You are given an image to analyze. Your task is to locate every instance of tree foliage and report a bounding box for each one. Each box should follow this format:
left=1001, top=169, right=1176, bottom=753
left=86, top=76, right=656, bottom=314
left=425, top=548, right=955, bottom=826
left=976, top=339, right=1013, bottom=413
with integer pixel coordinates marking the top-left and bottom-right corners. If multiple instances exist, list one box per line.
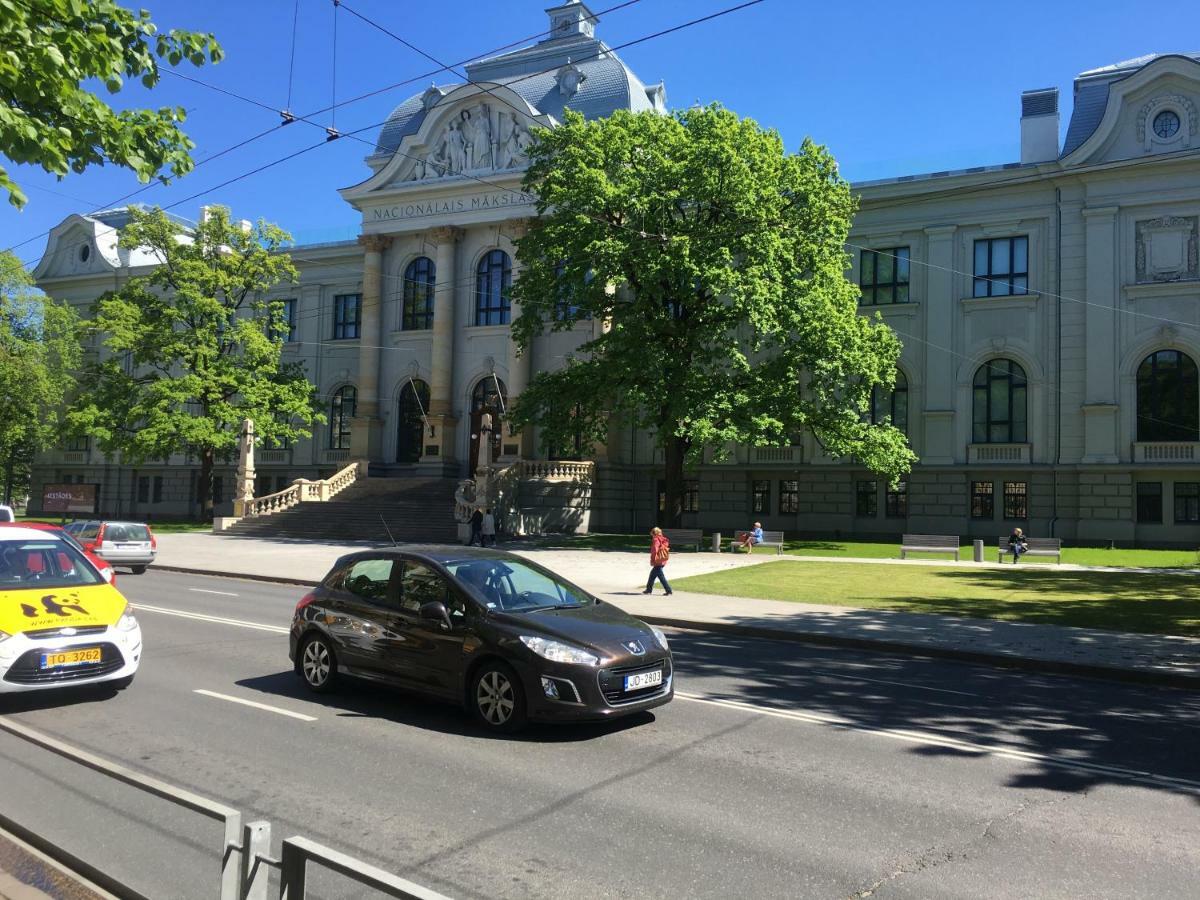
left=0, top=250, right=82, bottom=502
left=69, top=207, right=321, bottom=517
left=512, top=105, right=914, bottom=525
left=0, top=0, right=222, bottom=208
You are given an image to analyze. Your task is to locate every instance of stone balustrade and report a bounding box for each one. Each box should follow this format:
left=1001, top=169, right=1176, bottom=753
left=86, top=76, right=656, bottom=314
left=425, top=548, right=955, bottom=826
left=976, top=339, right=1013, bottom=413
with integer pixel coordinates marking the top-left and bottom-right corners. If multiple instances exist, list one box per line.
left=519, top=460, right=595, bottom=481
left=1133, top=441, right=1200, bottom=462
left=241, top=462, right=360, bottom=519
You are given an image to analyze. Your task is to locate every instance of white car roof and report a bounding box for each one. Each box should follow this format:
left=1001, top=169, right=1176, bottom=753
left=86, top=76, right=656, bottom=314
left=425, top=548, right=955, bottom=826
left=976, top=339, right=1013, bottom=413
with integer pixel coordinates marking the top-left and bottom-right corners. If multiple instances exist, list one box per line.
left=0, top=526, right=64, bottom=540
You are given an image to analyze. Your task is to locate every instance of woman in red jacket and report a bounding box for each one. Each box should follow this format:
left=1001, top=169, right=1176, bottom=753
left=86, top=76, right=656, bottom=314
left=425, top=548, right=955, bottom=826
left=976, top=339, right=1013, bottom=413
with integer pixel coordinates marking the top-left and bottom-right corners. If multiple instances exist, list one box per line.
left=643, top=526, right=673, bottom=595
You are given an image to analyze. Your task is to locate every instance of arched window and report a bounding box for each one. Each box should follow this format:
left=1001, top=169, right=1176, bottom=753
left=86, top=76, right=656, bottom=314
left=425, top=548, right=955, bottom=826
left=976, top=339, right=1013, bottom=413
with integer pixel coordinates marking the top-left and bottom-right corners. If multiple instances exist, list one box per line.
left=472, top=376, right=507, bottom=413
left=475, top=250, right=511, bottom=326
left=396, top=379, right=430, bottom=463
left=871, top=370, right=908, bottom=434
left=1137, top=350, right=1199, bottom=441
left=330, top=386, right=356, bottom=450
left=972, top=359, right=1027, bottom=444
left=401, top=257, right=436, bottom=331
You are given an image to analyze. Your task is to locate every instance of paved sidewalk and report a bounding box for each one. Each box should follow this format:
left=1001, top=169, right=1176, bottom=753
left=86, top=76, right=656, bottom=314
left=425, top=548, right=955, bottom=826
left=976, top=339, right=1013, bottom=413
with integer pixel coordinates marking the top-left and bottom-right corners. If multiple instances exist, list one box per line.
left=150, top=533, right=1200, bottom=687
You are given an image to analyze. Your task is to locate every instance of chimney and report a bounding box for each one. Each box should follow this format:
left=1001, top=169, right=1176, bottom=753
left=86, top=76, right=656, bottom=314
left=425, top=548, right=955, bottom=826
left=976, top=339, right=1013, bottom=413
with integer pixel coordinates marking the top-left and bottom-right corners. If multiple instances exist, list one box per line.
left=1020, top=88, right=1059, bottom=164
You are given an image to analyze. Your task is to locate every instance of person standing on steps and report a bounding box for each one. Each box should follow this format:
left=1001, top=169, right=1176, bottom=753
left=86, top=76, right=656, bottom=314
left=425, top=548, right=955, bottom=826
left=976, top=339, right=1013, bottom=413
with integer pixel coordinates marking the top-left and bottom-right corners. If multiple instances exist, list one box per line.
left=469, top=507, right=484, bottom=546
left=481, top=508, right=496, bottom=547
left=643, top=526, right=672, bottom=596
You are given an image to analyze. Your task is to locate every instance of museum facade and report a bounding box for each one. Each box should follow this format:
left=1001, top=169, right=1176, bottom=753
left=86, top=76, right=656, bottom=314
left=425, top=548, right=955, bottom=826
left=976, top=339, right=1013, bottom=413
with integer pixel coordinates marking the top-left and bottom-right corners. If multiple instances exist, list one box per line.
left=28, top=2, right=1200, bottom=545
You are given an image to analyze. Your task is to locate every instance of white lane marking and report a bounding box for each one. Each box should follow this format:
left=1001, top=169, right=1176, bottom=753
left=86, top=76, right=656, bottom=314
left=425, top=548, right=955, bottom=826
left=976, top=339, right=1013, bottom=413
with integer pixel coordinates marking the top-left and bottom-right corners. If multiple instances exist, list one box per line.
left=675, top=692, right=1200, bottom=795
left=194, top=689, right=317, bottom=722
left=133, top=603, right=289, bottom=634
left=188, top=588, right=239, bottom=597
left=810, top=670, right=977, bottom=697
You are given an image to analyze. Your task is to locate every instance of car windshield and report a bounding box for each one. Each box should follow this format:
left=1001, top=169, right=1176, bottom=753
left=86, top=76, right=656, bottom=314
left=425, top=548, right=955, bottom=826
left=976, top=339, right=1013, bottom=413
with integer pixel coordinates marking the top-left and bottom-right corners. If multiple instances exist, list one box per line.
left=445, top=559, right=591, bottom=612
left=0, top=538, right=103, bottom=589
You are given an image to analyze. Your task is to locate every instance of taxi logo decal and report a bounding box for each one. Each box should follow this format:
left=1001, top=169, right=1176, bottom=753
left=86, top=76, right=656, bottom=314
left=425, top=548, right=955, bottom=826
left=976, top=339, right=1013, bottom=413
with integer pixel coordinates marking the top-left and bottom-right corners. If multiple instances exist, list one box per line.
left=21, top=595, right=89, bottom=618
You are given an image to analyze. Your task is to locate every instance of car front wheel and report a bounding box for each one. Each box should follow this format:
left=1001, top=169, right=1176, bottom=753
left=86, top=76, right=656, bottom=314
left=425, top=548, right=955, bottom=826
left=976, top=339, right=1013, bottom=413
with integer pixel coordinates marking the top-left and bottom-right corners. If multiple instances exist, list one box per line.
left=471, top=661, right=527, bottom=733
left=299, top=634, right=338, bottom=693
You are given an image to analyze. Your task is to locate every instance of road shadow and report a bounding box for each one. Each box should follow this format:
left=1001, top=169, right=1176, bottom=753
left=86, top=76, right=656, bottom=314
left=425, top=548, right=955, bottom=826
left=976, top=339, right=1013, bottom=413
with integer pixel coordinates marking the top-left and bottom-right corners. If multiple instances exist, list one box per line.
left=234, top=670, right=654, bottom=743
left=665, top=626, right=1200, bottom=803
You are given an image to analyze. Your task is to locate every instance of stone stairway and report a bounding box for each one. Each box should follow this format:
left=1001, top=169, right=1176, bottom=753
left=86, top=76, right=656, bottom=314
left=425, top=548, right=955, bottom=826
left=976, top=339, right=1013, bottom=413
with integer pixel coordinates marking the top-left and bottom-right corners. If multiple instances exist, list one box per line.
left=225, top=476, right=462, bottom=542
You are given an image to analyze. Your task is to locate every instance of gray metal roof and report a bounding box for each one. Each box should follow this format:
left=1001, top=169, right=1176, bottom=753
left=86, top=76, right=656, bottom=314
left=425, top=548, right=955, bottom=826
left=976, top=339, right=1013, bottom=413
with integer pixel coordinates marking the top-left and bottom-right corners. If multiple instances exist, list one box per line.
left=1062, top=51, right=1200, bottom=157
left=372, top=23, right=660, bottom=158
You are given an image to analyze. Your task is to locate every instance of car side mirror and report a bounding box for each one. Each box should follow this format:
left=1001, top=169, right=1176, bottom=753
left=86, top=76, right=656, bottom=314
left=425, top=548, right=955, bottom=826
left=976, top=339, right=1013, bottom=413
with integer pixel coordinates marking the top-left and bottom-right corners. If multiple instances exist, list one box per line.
left=420, top=601, right=452, bottom=630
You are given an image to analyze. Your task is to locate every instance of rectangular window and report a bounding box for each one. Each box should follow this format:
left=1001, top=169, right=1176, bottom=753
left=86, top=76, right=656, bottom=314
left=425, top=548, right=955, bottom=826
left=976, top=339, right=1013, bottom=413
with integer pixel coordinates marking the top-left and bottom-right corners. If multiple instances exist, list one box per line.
left=859, top=247, right=910, bottom=305
left=971, top=481, right=994, bottom=518
left=136, top=476, right=149, bottom=504
left=1136, top=482, right=1163, bottom=524
left=779, top=479, right=799, bottom=514
left=683, top=480, right=700, bottom=514
left=886, top=481, right=908, bottom=518
left=752, top=480, right=770, bottom=514
left=152, top=475, right=163, bottom=504
left=973, top=237, right=1029, bottom=297
left=65, top=436, right=90, bottom=452
left=280, top=298, right=297, bottom=342
left=1174, top=482, right=1200, bottom=523
left=1003, top=481, right=1028, bottom=520
left=333, top=293, right=361, bottom=340
left=855, top=480, right=878, bottom=517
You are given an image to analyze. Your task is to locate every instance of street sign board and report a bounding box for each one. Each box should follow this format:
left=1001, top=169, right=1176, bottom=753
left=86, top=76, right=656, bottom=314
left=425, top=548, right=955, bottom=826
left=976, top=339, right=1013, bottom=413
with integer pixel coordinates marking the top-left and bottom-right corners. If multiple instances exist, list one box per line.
left=42, top=483, right=99, bottom=514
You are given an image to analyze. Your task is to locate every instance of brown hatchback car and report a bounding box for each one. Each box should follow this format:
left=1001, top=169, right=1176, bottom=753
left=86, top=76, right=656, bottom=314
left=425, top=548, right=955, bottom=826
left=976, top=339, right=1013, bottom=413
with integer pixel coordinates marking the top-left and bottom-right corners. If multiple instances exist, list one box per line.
left=290, top=547, right=673, bottom=732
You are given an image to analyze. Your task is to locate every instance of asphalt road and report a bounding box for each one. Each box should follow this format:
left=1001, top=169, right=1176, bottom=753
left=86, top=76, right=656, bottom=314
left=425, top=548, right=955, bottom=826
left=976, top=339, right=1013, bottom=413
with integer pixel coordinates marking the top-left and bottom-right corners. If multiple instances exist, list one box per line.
left=2, top=569, right=1199, bottom=899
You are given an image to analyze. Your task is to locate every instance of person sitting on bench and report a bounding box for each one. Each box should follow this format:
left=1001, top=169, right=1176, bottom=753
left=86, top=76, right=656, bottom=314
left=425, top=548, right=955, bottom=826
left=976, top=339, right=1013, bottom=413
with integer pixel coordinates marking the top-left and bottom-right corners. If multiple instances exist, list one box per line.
left=737, top=522, right=764, bottom=553
left=1009, top=527, right=1028, bottom=563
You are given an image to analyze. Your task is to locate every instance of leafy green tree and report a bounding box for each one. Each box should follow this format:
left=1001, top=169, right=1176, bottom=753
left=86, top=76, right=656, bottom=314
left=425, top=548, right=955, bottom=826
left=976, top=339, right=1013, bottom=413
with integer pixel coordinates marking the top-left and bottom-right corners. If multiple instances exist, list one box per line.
left=0, top=251, right=82, bottom=503
left=70, top=207, right=322, bottom=518
left=0, top=0, right=222, bottom=209
left=511, top=106, right=914, bottom=526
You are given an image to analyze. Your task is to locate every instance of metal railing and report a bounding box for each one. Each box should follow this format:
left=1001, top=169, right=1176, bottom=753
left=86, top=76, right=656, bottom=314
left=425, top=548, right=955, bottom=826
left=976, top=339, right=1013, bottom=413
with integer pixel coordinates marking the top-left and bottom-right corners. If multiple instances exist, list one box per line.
left=0, top=716, right=452, bottom=900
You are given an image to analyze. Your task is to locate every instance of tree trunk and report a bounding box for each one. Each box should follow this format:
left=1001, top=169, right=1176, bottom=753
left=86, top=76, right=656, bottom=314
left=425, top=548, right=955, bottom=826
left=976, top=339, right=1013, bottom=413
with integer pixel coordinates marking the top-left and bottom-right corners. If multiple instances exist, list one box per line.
left=198, top=447, right=214, bottom=521
left=3, top=451, right=12, bottom=505
left=662, top=435, right=689, bottom=528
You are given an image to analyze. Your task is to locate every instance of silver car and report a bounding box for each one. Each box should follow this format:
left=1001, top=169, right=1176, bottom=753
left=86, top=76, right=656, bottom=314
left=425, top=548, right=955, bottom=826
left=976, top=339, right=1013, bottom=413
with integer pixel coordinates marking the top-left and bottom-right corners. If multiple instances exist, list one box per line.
left=70, top=521, right=157, bottom=574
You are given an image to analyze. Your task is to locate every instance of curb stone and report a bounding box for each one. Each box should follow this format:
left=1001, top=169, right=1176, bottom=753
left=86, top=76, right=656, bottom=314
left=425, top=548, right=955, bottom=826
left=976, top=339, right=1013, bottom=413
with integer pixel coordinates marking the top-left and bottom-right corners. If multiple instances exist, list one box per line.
left=151, top=565, right=1200, bottom=692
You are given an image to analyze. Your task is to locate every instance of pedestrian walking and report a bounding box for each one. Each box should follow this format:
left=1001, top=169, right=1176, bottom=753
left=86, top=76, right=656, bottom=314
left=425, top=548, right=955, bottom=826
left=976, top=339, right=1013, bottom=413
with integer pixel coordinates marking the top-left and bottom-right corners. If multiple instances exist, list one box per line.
left=469, top=507, right=483, bottom=546
left=1008, top=526, right=1028, bottom=563
left=643, top=526, right=673, bottom=595
left=481, top=508, right=496, bottom=547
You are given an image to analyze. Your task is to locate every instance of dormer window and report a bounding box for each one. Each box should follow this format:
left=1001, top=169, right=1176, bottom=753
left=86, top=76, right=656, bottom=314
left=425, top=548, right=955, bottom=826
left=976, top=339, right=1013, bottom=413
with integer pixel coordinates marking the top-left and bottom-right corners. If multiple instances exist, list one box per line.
left=1154, top=110, right=1181, bottom=140
left=79, top=243, right=90, bottom=263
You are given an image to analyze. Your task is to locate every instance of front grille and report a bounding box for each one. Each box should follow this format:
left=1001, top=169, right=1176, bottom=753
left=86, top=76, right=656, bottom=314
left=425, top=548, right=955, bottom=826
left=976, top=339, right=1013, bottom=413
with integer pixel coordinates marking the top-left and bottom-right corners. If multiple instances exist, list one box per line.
left=4, top=643, right=124, bottom=685
left=598, top=658, right=672, bottom=706
left=23, top=625, right=109, bottom=640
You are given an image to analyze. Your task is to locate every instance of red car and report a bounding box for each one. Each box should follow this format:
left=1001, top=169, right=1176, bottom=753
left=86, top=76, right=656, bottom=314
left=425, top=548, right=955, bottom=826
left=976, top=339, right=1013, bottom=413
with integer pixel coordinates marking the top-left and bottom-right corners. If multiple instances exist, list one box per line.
left=0, top=521, right=117, bottom=585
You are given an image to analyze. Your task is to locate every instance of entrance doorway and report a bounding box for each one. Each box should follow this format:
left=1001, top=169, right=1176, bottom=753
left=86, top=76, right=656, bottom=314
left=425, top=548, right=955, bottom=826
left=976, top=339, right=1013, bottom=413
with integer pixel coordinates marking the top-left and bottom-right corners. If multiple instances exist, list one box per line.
left=469, top=377, right=507, bottom=473
left=396, top=379, right=430, bottom=463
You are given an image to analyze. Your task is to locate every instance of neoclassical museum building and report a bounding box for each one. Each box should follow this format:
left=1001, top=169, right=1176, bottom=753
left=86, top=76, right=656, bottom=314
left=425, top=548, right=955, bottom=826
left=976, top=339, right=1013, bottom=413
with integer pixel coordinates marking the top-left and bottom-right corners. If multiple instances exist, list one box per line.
left=28, top=2, right=1200, bottom=545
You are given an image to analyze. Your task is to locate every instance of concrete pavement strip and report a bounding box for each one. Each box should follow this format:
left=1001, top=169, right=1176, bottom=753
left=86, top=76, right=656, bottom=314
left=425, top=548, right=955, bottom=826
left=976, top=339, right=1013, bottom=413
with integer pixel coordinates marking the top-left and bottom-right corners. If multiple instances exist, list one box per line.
left=149, top=533, right=1200, bottom=690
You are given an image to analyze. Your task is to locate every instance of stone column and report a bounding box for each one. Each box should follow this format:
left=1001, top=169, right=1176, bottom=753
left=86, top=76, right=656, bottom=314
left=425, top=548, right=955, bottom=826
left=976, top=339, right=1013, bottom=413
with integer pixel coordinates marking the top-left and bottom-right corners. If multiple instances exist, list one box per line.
left=922, top=225, right=957, bottom=464
left=350, top=233, right=391, bottom=463
left=1081, top=206, right=1119, bottom=463
left=504, top=219, right=534, bottom=458
left=423, top=226, right=462, bottom=469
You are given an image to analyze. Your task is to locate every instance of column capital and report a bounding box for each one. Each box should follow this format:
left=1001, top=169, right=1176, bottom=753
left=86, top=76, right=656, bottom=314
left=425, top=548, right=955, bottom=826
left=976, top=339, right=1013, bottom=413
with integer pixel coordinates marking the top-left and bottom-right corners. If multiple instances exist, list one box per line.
left=428, top=225, right=464, bottom=244
left=507, top=218, right=534, bottom=239
left=357, top=233, right=393, bottom=253
left=1082, top=205, right=1120, bottom=221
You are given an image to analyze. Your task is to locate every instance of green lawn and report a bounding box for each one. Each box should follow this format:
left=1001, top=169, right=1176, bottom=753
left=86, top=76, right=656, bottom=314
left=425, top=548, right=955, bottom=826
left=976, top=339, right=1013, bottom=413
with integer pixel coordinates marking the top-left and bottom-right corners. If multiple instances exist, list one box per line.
left=776, top=540, right=1198, bottom=569
left=671, top=560, right=1200, bottom=637
left=16, top=514, right=211, bottom=533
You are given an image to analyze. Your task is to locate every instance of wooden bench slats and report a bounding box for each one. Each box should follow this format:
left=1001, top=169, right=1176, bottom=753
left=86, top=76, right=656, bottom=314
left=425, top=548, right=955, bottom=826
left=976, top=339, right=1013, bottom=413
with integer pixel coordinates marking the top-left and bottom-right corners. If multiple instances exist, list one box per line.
left=998, top=537, right=1061, bottom=563
left=900, top=533, right=959, bottom=560
left=661, top=528, right=703, bottom=551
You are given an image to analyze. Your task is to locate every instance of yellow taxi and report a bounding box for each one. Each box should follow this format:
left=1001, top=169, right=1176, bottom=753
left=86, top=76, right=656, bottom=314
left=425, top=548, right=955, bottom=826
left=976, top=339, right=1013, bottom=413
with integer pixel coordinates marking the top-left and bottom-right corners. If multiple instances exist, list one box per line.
left=0, top=527, right=141, bottom=694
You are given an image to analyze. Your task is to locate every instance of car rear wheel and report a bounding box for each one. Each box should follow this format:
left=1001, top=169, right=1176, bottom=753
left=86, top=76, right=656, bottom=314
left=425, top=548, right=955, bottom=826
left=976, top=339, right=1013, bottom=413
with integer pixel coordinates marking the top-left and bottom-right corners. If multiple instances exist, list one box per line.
left=130, top=566, right=147, bottom=574
left=299, top=634, right=338, bottom=693
left=471, top=661, right=526, bottom=733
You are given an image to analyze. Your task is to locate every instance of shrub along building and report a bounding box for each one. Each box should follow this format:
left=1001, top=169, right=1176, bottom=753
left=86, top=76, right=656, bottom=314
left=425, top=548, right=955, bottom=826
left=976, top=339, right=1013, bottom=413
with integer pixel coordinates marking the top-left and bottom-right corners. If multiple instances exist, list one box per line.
left=27, top=6, right=1200, bottom=545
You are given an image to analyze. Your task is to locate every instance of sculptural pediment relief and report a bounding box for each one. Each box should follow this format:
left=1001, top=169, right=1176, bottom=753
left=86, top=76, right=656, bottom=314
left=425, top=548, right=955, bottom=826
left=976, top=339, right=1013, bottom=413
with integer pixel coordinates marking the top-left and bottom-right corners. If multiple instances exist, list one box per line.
left=396, top=102, right=534, bottom=184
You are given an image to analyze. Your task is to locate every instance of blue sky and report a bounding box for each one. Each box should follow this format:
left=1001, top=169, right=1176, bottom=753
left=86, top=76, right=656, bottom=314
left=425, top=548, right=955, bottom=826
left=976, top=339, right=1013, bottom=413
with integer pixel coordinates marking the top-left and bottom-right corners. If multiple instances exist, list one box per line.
left=3, top=0, right=1197, bottom=265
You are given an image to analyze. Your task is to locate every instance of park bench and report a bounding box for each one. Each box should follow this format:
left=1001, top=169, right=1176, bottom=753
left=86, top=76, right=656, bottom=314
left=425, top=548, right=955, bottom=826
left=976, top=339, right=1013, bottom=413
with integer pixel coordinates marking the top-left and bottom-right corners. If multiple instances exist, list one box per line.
left=661, top=528, right=704, bottom=552
left=900, top=534, right=960, bottom=560
left=999, top=536, right=1062, bottom=563
left=729, top=530, right=785, bottom=554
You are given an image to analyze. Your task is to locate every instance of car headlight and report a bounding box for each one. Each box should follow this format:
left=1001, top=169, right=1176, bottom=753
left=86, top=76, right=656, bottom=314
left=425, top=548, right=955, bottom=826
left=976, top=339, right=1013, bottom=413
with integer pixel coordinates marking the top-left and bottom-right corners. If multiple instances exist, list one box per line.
left=117, top=612, right=139, bottom=632
left=648, top=625, right=669, bottom=651
left=519, top=635, right=599, bottom=667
